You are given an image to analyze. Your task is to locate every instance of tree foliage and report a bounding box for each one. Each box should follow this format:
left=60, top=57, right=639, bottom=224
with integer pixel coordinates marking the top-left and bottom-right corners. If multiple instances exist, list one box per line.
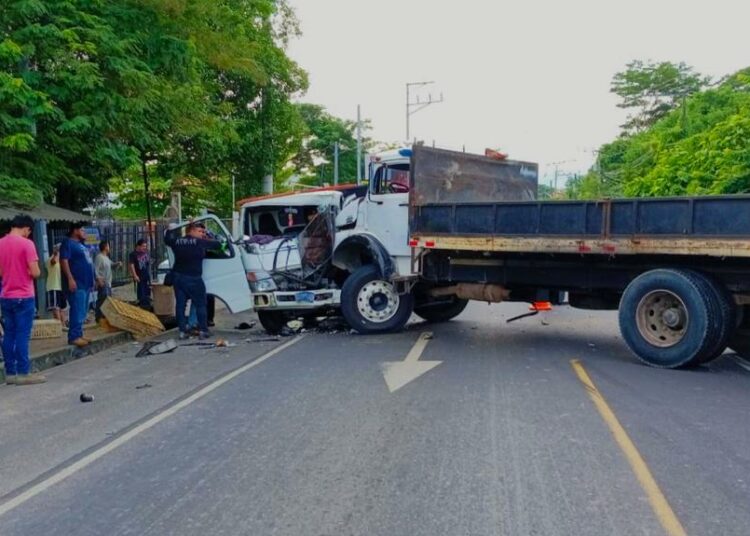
left=0, top=0, right=309, bottom=216
left=611, top=60, right=710, bottom=134
left=568, top=65, right=750, bottom=199
left=293, top=103, right=370, bottom=186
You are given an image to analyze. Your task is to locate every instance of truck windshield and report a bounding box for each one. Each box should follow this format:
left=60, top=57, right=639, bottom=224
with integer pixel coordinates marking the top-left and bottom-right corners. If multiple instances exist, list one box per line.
left=244, top=206, right=319, bottom=238
left=372, top=164, right=410, bottom=194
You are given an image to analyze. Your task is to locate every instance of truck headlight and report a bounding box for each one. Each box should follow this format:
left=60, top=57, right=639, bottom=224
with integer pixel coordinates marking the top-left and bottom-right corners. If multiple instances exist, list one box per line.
left=247, top=271, right=277, bottom=292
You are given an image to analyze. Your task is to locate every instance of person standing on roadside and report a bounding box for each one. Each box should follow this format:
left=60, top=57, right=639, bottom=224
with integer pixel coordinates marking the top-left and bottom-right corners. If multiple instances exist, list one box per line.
left=60, top=222, right=94, bottom=348
left=94, top=240, right=118, bottom=324
left=129, top=239, right=151, bottom=309
left=46, top=243, right=67, bottom=326
left=164, top=222, right=223, bottom=340
left=0, top=214, right=46, bottom=385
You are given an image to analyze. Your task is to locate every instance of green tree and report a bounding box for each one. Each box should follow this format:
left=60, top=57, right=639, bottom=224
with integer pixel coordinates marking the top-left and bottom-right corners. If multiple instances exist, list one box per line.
left=569, top=66, right=750, bottom=200
left=0, top=0, right=308, bottom=214
left=612, top=60, right=710, bottom=134
left=293, top=103, right=370, bottom=186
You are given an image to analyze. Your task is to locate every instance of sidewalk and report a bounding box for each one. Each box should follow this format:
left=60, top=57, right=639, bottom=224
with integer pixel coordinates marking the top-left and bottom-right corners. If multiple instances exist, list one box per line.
left=1, top=286, right=139, bottom=382
left=2, top=283, right=259, bottom=381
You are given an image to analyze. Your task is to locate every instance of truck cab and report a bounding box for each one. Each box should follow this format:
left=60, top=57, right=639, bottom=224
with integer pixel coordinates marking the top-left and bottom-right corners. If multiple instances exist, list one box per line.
left=164, top=147, right=432, bottom=335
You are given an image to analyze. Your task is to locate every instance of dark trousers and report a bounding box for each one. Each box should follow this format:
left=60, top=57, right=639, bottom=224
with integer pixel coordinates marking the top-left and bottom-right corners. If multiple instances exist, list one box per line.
left=207, top=294, right=215, bottom=324
left=95, top=286, right=112, bottom=321
left=174, top=273, right=207, bottom=333
left=136, top=278, right=151, bottom=308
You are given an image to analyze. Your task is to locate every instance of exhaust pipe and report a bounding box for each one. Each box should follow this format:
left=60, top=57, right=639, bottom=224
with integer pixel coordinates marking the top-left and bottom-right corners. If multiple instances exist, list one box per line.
left=429, top=283, right=509, bottom=303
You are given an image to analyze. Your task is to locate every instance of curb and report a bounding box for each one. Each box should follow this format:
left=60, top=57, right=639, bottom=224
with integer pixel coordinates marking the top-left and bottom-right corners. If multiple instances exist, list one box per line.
left=1, top=331, right=133, bottom=381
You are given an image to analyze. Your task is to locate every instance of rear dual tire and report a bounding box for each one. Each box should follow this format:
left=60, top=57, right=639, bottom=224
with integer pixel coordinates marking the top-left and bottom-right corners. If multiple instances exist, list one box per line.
left=414, top=297, right=469, bottom=323
left=619, top=269, right=734, bottom=368
left=729, top=306, right=750, bottom=360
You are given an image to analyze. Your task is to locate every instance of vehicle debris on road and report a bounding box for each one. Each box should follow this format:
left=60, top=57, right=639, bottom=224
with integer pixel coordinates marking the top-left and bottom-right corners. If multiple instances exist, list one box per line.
left=79, top=393, right=94, bottom=403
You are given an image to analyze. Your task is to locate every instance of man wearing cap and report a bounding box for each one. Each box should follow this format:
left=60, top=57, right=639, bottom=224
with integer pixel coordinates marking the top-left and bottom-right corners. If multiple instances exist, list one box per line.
left=60, top=222, right=95, bottom=347
left=0, top=214, right=46, bottom=385
left=164, top=221, right=223, bottom=340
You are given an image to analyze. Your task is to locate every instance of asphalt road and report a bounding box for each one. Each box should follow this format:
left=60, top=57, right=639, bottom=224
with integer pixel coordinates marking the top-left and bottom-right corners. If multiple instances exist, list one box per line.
left=1, top=303, right=749, bottom=536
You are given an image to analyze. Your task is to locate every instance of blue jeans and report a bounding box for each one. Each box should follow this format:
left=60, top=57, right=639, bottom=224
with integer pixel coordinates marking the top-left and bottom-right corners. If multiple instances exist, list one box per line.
left=67, top=289, right=89, bottom=343
left=173, top=273, right=207, bottom=333
left=95, top=286, right=112, bottom=321
left=1, top=298, right=36, bottom=376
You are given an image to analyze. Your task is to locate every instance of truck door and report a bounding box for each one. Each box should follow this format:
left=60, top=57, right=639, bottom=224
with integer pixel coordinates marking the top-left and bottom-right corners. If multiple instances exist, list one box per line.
left=167, top=215, right=253, bottom=313
left=366, top=163, right=411, bottom=258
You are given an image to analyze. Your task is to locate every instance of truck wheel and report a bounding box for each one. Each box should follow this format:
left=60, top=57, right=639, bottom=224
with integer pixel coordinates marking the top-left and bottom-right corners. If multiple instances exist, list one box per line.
left=619, top=269, right=720, bottom=368
left=257, top=310, right=287, bottom=335
left=341, top=265, right=414, bottom=334
left=414, top=298, right=469, bottom=323
left=729, top=306, right=750, bottom=360
left=685, top=271, right=736, bottom=364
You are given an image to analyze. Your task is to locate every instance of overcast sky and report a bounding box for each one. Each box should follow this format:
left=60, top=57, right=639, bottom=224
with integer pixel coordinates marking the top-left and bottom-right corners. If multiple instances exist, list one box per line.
left=286, top=0, right=749, bottom=185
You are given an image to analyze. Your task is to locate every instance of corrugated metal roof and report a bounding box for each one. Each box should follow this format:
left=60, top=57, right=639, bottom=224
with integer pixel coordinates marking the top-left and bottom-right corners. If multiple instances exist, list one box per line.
left=0, top=202, right=90, bottom=223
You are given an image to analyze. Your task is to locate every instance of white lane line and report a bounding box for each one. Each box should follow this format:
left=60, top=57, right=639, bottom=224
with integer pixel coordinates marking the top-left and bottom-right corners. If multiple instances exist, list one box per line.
left=0, top=335, right=305, bottom=518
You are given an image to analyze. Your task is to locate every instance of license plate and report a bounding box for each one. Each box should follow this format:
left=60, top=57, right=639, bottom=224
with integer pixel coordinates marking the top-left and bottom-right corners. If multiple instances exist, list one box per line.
left=295, top=291, right=316, bottom=303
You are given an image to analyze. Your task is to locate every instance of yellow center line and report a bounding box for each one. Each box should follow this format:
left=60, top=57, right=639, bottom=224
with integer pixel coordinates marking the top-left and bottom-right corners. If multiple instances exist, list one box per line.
left=570, top=359, right=687, bottom=536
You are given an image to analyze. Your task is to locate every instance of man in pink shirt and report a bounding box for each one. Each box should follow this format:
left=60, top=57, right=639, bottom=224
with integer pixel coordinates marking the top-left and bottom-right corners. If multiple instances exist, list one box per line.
left=0, top=215, right=46, bottom=385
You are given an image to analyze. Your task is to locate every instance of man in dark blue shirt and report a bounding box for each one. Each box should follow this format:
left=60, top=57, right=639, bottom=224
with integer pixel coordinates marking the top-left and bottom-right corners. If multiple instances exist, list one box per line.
left=165, top=222, right=223, bottom=339
left=60, top=222, right=95, bottom=347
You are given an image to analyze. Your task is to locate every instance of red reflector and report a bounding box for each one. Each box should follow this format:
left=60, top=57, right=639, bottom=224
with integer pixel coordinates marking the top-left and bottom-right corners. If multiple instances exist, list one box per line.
left=408, top=239, right=419, bottom=247
left=530, top=301, right=553, bottom=312
left=425, top=240, right=435, bottom=248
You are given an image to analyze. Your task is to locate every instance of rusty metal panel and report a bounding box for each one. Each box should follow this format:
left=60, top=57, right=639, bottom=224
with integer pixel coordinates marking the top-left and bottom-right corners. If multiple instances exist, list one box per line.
left=410, top=146, right=538, bottom=206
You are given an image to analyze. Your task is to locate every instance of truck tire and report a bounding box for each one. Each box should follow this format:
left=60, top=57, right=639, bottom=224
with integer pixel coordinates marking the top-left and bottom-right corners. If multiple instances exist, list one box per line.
left=414, top=298, right=469, bottom=323
left=618, top=269, right=721, bottom=368
left=684, top=271, right=736, bottom=364
left=257, top=310, right=287, bottom=335
left=341, top=265, right=414, bottom=334
left=729, top=306, right=750, bottom=360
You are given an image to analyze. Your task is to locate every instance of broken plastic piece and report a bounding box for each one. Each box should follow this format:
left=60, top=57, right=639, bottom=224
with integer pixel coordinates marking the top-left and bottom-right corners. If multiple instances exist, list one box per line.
left=530, top=301, right=553, bottom=312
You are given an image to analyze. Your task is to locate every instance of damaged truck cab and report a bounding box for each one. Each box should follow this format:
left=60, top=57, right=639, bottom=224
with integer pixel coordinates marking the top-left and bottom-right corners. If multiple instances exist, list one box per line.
left=237, top=149, right=421, bottom=334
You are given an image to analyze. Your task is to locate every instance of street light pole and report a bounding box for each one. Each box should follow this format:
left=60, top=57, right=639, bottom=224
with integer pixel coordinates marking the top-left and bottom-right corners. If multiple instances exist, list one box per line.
left=356, top=105, right=362, bottom=185
left=333, top=141, right=340, bottom=185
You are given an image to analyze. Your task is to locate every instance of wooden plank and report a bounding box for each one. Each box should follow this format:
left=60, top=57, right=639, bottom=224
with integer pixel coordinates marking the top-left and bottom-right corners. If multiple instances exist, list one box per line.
left=413, top=235, right=750, bottom=258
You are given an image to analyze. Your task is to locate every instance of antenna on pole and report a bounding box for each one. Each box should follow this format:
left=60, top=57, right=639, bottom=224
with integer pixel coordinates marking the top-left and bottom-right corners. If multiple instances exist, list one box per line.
left=406, top=81, right=444, bottom=142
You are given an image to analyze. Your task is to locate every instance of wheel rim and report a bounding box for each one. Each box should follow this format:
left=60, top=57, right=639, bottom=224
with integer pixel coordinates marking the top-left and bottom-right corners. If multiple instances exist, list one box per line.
left=357, top=280, right=400, bottom=323
left=635, top=290, right=689, bottom=348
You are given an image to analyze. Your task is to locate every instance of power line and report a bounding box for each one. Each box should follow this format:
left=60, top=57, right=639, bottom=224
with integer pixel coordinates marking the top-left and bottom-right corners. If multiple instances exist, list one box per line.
left=406, top=81, right=444, bottom=142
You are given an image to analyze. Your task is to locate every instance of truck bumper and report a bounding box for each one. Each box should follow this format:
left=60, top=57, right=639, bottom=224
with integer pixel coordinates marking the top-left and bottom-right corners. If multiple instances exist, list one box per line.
left=253, top=289, right=342, bottom=310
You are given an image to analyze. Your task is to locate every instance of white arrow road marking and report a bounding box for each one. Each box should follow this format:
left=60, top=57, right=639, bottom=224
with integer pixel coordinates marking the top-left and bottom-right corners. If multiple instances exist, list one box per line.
left=381, top=331, right=440, bottom=393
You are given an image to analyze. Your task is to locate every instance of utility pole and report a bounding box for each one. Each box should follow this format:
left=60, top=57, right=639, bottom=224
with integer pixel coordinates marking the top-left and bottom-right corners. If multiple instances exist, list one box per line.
left=548, top=160, right=573, bottom=190
left=406, top=81, right=443, bottom=142
left=356, top=106, right=363, bottom=185
left=333, top=141, right=340, bottom=185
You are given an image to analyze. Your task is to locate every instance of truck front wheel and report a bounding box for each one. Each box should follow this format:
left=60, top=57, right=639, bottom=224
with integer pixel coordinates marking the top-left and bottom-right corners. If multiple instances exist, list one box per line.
left=341, top=265, right=413, bottom=334
left=619, top=269, right=722, bottom=368
left=257, top=310, right=287, bottom=335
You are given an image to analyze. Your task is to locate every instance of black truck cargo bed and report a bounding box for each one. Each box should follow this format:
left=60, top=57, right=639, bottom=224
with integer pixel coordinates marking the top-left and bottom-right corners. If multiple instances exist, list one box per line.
left=409, top=147, right=750, bottom=258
